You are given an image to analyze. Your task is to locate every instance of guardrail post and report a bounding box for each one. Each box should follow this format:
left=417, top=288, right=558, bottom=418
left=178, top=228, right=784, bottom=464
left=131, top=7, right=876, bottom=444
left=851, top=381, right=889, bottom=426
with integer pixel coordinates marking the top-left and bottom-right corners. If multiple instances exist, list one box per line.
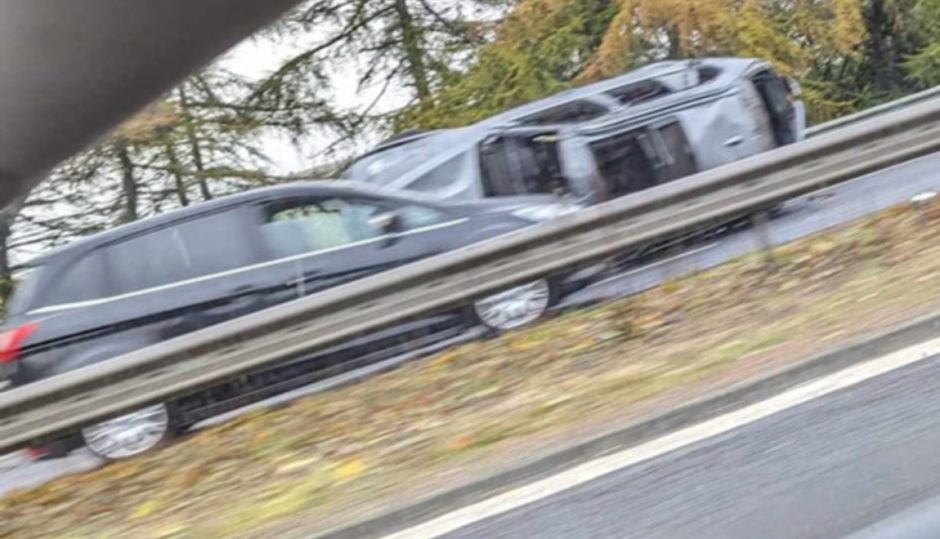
left=751, top=211, right=778, bottom=268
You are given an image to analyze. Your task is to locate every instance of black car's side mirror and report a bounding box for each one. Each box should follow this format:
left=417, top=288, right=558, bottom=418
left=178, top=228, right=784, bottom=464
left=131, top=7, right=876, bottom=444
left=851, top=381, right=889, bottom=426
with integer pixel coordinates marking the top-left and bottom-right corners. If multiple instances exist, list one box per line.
left=368, top=211, right=403, bottom=248
left=368, top=211, right=400, bottom=234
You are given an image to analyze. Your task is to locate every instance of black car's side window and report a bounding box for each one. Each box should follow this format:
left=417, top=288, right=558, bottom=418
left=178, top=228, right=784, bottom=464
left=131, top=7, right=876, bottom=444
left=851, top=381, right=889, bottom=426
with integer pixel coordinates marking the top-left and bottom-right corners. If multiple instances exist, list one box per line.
left=259, top=198, right=387, bottom=260
left=106, top=209, right=253, bottom=294
left=396, top=204, right=449, bottom=230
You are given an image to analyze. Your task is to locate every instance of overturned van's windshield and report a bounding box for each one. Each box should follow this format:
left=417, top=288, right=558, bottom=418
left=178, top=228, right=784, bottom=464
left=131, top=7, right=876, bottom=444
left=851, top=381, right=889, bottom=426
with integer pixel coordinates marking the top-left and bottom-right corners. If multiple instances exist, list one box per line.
left=480, top=132, right=566, bottom=197
left=346, top=143, right=427, bottom=185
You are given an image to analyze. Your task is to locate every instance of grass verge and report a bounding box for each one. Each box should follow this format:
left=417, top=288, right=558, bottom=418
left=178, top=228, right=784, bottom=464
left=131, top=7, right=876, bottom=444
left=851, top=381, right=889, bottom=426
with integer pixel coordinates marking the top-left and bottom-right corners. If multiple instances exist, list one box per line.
left=5, top=199, right=940, bottom=539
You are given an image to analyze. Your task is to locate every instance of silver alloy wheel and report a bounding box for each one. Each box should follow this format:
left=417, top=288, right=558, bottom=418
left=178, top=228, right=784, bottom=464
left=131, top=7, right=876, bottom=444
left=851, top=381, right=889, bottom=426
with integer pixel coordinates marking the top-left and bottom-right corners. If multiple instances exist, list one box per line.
left=81, top=403, right=170, bottom=460
left=473, top=279, right=551, bottom=331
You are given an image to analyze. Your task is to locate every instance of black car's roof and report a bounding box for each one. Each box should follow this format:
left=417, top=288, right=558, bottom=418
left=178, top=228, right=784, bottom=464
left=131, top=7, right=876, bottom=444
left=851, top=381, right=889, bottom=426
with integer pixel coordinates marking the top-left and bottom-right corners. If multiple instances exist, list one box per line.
left=30, top=180, right=444, bottom=264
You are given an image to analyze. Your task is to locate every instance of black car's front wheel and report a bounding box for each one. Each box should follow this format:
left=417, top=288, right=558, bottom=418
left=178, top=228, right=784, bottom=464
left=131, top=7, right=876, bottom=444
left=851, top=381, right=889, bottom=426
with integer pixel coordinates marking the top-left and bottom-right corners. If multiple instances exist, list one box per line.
left=80, top=402, right=175, bottom=460
left=473, top=279, right=554, bottom=331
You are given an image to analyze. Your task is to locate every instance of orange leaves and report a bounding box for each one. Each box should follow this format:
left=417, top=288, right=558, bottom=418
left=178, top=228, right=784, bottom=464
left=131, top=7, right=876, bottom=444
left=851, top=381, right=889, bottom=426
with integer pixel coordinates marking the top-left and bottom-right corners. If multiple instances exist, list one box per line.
left=332, top=459, right=367, bottom=481
left=580, top=0, right=864, bottom=82
left=109, top=102, right=180, bottom=144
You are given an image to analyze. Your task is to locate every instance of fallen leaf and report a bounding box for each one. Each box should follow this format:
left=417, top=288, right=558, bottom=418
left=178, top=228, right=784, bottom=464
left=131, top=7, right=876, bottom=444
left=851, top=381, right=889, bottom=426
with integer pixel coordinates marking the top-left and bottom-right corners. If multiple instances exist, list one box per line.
left=131, top=500, right=159, bottom=520
left=333, top=459, right=366, bottom=481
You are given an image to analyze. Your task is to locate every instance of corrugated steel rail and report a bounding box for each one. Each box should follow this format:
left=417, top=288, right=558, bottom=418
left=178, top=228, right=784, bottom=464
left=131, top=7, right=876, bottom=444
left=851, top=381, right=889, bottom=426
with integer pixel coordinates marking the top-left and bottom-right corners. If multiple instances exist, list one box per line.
left=806, top=86, right=940, bottom=138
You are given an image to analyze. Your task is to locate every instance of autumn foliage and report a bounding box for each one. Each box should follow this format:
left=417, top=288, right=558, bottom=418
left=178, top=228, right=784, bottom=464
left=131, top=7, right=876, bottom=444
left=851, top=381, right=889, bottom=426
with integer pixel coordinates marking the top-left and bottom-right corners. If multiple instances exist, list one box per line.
left=398, top=0, right=940, bottom=128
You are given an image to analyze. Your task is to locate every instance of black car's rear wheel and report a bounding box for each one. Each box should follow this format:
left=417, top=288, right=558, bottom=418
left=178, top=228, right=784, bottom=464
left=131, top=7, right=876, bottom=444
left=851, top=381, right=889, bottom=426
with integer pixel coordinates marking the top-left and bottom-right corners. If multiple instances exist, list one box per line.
left=473, top=279, right=553, bottom=331
left=81, top=403, right=174, bottom=460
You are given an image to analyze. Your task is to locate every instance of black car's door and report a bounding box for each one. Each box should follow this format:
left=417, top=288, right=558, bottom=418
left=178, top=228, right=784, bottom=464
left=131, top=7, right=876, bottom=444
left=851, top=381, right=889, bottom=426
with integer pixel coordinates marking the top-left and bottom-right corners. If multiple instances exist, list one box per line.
left=250, top=193, right=472, bottom=369
left=102, top=205, right=301, bottom=341
left=253, top=194, right=466, bottom=295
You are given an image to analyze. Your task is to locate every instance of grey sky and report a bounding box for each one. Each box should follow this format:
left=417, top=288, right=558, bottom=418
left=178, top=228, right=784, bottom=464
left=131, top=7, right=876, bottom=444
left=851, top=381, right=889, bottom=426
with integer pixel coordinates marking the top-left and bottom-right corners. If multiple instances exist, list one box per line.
left=221, top=34, right=410, bottom=175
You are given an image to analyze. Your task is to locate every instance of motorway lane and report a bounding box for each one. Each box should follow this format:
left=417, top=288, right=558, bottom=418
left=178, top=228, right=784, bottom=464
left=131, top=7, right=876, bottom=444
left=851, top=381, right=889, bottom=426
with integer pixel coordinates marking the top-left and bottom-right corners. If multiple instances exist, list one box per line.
left=3, top=152, right=940, bottom=496
left=442, top=351, right=940, bottom=539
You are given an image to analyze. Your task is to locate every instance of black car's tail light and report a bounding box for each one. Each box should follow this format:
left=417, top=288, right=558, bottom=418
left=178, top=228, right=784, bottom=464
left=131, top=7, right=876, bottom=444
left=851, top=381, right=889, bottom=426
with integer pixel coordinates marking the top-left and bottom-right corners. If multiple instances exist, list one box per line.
left=0, top=322, right=38, bottom=363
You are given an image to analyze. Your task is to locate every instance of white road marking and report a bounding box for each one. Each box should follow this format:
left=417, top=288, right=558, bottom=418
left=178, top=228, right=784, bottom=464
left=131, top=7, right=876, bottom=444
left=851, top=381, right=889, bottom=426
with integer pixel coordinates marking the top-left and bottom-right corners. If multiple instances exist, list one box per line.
left=380, top=334, right=940, bottom=539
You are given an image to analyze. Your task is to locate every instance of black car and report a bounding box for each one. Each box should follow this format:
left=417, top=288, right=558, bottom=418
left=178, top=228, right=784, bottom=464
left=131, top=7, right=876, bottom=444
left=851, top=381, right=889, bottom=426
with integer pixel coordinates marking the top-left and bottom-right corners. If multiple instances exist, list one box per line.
left=0, top=181, right=599, bottom=460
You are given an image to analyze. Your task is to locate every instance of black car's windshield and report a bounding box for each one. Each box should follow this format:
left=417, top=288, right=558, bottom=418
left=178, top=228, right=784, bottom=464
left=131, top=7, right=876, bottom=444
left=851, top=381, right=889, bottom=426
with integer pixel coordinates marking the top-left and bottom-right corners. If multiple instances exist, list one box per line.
left=4, top=265, right=45, bottom=317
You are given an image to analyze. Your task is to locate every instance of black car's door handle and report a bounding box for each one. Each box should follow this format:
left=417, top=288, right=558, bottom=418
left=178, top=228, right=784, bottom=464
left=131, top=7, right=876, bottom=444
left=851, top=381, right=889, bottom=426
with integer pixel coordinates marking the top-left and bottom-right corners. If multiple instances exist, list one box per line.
left=284, top=271, right=320, bottom=287
left=230, top=285, right=260, bottom=296
left=226, top=286, right=267, bottom=307
left=201, top=284, right=265, bottom=318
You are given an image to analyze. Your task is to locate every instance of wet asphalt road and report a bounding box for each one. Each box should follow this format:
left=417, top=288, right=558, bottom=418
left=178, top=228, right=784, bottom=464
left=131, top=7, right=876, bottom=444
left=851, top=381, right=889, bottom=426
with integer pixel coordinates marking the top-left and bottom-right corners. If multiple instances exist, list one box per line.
left=3, top=152, right=940, bottom=497
left=445, top=354, right=940, bottom=539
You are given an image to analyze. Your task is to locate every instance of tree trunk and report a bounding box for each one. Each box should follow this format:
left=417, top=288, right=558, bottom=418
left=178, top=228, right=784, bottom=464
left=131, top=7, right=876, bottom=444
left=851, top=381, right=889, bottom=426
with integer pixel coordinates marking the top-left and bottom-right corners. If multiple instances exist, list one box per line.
left=864, top=0, right=892, bottom=93
left=862, top=0, right=919, bottom=95
left=177, top=85, right=212, bottom=201
left=394, top=0, right=432, bottom=104
left=117, top=143, right=139, bottom=223
left=0, top=197, right=25, bottom=305
left=163, top=138, right=190, bottom=207
left=667, top=25, right=682, bottom=59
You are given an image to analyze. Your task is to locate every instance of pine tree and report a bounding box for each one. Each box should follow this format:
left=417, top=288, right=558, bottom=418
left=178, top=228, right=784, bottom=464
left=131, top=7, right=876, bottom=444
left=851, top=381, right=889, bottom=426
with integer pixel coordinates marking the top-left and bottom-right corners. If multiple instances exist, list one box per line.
left=251, top=0, right=501, bottom=140
left=0, top=68, right=274, bottom=310
left=401, top=0, right=865, bottom=127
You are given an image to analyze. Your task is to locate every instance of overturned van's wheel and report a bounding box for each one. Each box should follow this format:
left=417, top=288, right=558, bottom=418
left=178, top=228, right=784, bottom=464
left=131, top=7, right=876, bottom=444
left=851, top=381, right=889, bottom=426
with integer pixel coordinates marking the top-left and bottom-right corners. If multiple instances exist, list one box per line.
left=473, top=279, right=553, bottom=331
left=81, top=403, right=173, bottom=460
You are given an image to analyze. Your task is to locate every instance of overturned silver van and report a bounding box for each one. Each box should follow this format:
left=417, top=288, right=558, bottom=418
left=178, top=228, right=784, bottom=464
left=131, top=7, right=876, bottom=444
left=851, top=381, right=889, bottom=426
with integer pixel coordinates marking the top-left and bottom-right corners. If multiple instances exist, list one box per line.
left=344, top=57, right=805, bottom=207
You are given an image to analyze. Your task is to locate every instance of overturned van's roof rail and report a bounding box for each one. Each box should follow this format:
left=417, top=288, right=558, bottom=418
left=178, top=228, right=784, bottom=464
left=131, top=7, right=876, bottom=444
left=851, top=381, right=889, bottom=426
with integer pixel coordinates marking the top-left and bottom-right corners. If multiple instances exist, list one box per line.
left=488, top=62, right=696, bottom=129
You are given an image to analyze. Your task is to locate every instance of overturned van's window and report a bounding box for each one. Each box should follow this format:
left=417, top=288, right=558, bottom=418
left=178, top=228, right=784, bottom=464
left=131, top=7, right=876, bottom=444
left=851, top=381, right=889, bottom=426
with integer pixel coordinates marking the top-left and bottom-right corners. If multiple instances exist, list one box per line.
left=590, top=128, right=658, bottom=197
left=605, top=80, right=672, bottom=106
left=589, top=120, right=697, bottom=200
left=408, top=153, right=470, bottom=194
left=517, top=100, right=608, bottom=126
left=480, top=133, right=567, bottom=197
left=106, top=209, right=253, bottom=294
left=652, top=121, right=698, bottom=181
left=346, top=139, right=434, bottom=185
left=697, top=65, right=721, bottom=84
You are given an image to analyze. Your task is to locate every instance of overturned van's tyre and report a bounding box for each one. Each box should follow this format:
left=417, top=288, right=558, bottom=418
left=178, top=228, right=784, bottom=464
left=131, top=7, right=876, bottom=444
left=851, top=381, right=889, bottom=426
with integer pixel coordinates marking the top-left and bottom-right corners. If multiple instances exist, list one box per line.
left=473, top=279, right=554, bottom=332
left=81, top=402, right=177, bottom=461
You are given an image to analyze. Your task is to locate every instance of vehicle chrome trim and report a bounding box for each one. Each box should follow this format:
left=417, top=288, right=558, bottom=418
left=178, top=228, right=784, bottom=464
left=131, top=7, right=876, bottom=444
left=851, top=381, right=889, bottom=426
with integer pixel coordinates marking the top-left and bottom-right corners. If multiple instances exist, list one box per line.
left=28, top=218, right=469, bottom=315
